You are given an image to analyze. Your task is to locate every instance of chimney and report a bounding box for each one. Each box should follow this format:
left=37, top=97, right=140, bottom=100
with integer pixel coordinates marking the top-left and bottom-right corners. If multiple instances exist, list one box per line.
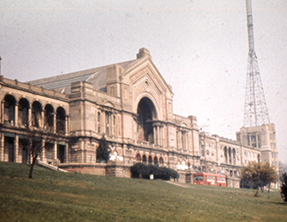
left=136, top=48, right=151, bottom=59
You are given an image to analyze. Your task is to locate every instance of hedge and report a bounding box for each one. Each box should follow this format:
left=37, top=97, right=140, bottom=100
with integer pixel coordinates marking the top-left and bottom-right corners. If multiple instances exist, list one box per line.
left=131, top=163, right=179, bottom=180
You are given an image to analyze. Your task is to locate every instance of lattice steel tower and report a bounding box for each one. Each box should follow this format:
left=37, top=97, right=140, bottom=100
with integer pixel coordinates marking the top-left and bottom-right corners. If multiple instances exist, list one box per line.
left=243, top=0, right=270, bottom=127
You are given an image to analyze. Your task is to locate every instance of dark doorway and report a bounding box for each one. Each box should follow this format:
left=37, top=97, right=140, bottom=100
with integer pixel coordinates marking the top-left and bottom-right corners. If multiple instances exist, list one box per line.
left=137, top=98, right=156, bottom=143
left=5, top=137, right=14, bottom=162
left=57, top=145, right=65, bottom=163
left=20, top=139, right=29, bottom=164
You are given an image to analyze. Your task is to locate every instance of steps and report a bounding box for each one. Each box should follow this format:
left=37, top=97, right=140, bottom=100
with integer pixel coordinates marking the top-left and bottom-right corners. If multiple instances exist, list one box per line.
left=37, top=160, right=67, bottom=173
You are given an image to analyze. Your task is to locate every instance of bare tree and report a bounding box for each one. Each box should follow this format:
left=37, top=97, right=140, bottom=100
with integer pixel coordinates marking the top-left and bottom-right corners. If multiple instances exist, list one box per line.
left=22, top=120, right=57, bottom=178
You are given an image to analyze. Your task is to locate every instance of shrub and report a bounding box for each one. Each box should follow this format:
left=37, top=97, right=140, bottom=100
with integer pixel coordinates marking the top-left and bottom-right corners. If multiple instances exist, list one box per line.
left=280, top=173, right=287, bottom=202
left=131, top=163, right=179, bottom=180
left=96, top=135, right=111, bottom=163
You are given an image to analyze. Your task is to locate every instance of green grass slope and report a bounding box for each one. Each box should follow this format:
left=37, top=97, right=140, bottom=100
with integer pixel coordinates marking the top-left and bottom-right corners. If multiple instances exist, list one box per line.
left=0, top=162, right=286, bottom=222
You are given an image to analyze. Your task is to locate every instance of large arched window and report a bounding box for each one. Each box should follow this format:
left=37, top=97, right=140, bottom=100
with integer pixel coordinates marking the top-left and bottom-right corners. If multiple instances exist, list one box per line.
left=32, top=101, right=42, bottom=128
left=136, top=97, right=157, bottom=143
left=224, top=146, right=228, bottom=164
left=97, top=112, right=101, bottom=133
left=154, top=156, right=158, bottom=166
left=228, top=147, right=232, bottom=164
left=159, top=157, right=164, bottom=166
left=136, top=153, right=141, bottom=162
left=142, top=155, right=147, bottom=164
left=4, top=95, right=16, bottom=125
left=105, top=111, right=110, bottom=136
left=233, top=148, right=236, bottom=165
left=18, top=98, right=29, bottom=126
left=148, top=156, right=153, bottom=165
left=44, top=104, right=54, bottom=130
left=56, top=107, right=66, bottom=134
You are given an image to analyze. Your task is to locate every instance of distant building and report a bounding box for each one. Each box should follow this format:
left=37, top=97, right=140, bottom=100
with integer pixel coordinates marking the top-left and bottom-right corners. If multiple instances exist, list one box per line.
left=0, top=49, right=278, bottom=187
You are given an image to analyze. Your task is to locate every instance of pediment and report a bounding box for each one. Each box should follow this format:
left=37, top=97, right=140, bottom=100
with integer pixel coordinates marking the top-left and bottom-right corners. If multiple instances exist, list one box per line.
left=122, top=58, right=173, bottom=96
left=104, top=101, right=114, bottom=108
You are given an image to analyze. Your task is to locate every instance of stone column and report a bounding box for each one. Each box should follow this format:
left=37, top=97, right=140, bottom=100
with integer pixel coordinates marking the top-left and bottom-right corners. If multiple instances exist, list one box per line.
left=41, top=111, right=44, bottom=128
left=41, top=139, right=46, bottom=162
left=233, top=150, right=236, bottom=165
left=176, top=130, right=179, bottom=149
left=178, top=131, right=182, bottom=150
left=1, top=101, right=4, bottom=123
left=186, top=132, right=189, bottom=151
left=159, top=126, right=163, bottom=146
left=28, top=107, right=32, bottom=127
left=156, top=125, right=160, bottom=146
left=1, top=133, right=4, bottom=161
left=229, top=149, right=232, bottom=165
left=65, top=116, right=68, bottom=135
left=54, top=143, right=57, bottom=160
left=15, top=103, right=18, bottom=127
left=65, top=143, right=69, bottom=163
left=53, top=113, right=56, bottom=133
left=14, top=135, right=19, bottom=163
left=153, top=126, right=157, bottom=145
left=162, top=126, right=165, bottom=147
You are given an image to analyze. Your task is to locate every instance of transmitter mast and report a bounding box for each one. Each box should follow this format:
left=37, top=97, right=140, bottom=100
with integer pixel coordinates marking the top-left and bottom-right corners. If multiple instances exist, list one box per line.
left=243, top=0, right=270, bottom=127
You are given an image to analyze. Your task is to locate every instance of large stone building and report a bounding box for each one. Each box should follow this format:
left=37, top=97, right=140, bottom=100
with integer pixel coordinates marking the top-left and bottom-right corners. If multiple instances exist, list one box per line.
left=0, top=48, right=279, bottom=187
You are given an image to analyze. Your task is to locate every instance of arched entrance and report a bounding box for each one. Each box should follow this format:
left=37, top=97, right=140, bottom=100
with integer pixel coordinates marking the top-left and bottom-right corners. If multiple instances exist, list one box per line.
left=19, top=98, right=29, bottom=126
left=136, top=97, right=157, bottom=143
left=4, top=95, right=16, bottom=126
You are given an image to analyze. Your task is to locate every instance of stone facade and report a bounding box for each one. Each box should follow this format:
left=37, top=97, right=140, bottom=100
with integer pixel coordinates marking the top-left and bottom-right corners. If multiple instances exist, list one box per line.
left=0, top=48, right=279, bottom=187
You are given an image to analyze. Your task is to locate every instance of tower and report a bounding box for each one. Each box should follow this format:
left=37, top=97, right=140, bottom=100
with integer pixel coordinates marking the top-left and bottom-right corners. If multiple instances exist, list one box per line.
left=243, top=0, right=270, bottom=127
left=237, top=1, right=279, bottom=185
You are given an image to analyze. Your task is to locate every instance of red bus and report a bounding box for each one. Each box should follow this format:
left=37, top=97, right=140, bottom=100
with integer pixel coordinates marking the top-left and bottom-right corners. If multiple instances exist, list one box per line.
left=193, top=172, right=226, bottom=187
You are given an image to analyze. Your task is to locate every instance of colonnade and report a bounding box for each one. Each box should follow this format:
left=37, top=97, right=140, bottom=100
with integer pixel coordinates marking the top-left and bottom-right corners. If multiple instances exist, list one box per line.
left=0, top=132, right=69, bottom=164
left=1, top=95, right=68, bottom=134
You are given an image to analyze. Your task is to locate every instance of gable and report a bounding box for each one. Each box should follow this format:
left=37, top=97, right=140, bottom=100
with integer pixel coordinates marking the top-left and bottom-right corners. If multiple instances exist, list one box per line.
left=123, top=57, right=173, bottom=97
left=119, top=57, right=174, bottom=120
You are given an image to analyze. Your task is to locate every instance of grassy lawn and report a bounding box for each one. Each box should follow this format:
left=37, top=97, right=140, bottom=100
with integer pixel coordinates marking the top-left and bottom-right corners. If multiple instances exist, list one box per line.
left=0, top=162, right=286, bottom=222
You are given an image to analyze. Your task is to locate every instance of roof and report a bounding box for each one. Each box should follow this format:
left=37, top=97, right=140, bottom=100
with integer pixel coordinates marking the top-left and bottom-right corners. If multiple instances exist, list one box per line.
left=28, top=59, right=137, bottom=94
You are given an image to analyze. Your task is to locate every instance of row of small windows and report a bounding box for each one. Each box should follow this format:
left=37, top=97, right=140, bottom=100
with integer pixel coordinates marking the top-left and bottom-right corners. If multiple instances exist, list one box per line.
left=136, top=153, right=164, bottom=166
left=3, top=95, right=66, bottom=134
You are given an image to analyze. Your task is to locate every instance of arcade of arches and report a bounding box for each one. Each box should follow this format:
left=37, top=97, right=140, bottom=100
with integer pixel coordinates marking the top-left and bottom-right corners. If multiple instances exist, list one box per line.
left=1, top=93, right=68, bottom=164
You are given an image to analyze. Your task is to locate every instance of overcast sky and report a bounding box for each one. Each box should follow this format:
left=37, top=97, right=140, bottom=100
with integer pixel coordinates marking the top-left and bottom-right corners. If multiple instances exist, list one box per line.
left=1, top=0, right=286, bottom=163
